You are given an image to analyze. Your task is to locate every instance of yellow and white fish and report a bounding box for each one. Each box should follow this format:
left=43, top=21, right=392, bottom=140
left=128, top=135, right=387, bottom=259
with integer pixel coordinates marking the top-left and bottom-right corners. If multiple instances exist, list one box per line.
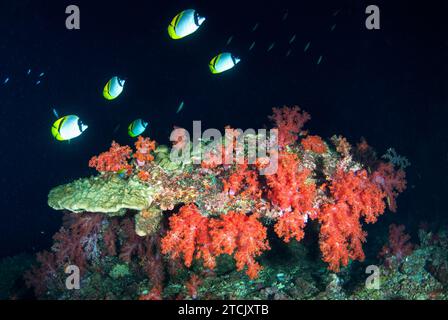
left=103, top=76, right=125, bottom=100
left=209, top=52, right=241, bottom=74
left=128, top=119, right=148, bottom=138
left=168, top=9, right=206, bottom=40
left=51, top=115, right=88, bottom=141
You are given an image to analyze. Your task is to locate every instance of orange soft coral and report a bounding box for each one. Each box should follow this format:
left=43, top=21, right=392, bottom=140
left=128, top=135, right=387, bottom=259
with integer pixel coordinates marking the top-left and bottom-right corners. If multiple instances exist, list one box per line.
left=301, top=135, right=327, bottom=154
left=318, top=168, right=387, bottom=271
left=88, top=141, right=132, bottom=173
left=137, top=170, right=150, bottom=182
left=134, top=136, right=156, bottom=166
left=269, top=106, right=310, bottom=147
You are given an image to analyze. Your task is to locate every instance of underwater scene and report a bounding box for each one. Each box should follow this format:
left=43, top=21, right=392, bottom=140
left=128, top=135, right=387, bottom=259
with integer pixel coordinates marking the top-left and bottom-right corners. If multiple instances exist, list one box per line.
left=0, top=0, right=447, bottom=303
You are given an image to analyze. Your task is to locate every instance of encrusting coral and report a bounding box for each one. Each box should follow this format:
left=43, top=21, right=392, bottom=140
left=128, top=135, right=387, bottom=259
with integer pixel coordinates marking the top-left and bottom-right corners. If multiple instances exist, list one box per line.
left=39, top=106, right=408, bottom=298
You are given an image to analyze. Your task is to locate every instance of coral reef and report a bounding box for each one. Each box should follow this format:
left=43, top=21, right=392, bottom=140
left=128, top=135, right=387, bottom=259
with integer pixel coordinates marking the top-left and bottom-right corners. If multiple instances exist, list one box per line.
left=34, top=106, right=413, bottom=299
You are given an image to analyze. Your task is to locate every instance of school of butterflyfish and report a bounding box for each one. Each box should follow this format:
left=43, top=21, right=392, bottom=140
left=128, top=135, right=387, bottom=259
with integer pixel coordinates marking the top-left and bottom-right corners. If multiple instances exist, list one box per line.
left=49, top=7, right=336, bottom=142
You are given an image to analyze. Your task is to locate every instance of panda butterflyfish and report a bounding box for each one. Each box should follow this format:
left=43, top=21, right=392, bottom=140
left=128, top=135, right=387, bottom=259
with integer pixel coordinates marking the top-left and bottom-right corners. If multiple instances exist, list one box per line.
left=51, top=115, right=88, bottom=141
left=128, top=119, right=148, bottom=138
left=168, top=9, right=205, bottom=40
left=103, top=76, right=125, bottom=100
left=209, top=52, right=241, bottom=74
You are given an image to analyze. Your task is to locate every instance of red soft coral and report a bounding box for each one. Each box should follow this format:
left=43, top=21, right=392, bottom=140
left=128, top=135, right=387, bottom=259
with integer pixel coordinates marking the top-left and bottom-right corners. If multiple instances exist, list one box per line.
left=89, top=141, right=132, bottom=173
left=266, top=152, right=317, bottom=242
left=301, top=135, right=327, bottom=154
left=185, top=274, right=202, bottom=299
left=222, top=162, right=261, bottom=199
left=24, top=251, right=58, bottom=296
left=161, top=204, right=216, bottom=269
left=269, top=106, right=310, bottom=147
left=318, top=168, right=387, bottom=272
left=162, top=205, right=269, bottom=279
left=371, top=162, right=407, bottom=212
left=210, top=212, right=270, bottom=279
left=134, top=136, right=156, bottom=166
left=118, top=218, right=146, bottom=263
left=379, top=224, right=413, bottom=267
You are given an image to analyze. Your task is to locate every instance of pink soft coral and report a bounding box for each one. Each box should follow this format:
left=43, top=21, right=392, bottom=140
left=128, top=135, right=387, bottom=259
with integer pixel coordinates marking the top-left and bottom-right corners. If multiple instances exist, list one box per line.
left=379, top=224, right=414, bottom=268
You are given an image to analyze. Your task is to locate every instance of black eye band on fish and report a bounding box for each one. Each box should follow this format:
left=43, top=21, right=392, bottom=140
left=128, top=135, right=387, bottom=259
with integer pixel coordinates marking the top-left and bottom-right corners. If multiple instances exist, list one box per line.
left=78, top=119, right=84, bottom=132
left=194, top=12, right=200, bottom=26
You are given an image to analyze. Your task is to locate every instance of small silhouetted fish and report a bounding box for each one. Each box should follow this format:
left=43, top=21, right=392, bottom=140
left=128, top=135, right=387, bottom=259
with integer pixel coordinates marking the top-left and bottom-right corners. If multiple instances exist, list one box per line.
left=52, top=108, right=59, bottom=118
left=113, top=123, right=121, bottom=134
left=289, top=34, right=296, bottom=44
left=317, top=55, right=323, bottom=65
left=249, top=41, right=256, bottom=51
left=39, top=72, right=45, bottom=77
left=252, top=23, right=259, bottom=32
left=226, top=35, right=234, bottom=46
left=330, top=24, right=336, bottom=32
left=286, top=49, right=292, bottom=57
left=333, top=9, right=341, bottom=16
left=177, top=101, right=185, bottom=114
left=267, top=42, right=275, bottom=52
left=282, top=11, right=289, bottom=21
left=304, top=41, right=311, bottom=52
left=27, top=69, right=31, bottom=75
left=3, top=77, right=9, bottom=84
left=36, top=80, right=41, bottom=85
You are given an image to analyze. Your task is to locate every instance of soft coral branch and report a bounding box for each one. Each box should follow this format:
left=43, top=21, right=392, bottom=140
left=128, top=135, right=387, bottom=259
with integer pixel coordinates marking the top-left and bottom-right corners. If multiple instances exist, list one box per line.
left=318, top=168, right=387, bottom=272
left=89, top=141, right=132, bottom=173
left=162, top=205, right=269, bottom=279
left=269, top=106, right=310, bottom=147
